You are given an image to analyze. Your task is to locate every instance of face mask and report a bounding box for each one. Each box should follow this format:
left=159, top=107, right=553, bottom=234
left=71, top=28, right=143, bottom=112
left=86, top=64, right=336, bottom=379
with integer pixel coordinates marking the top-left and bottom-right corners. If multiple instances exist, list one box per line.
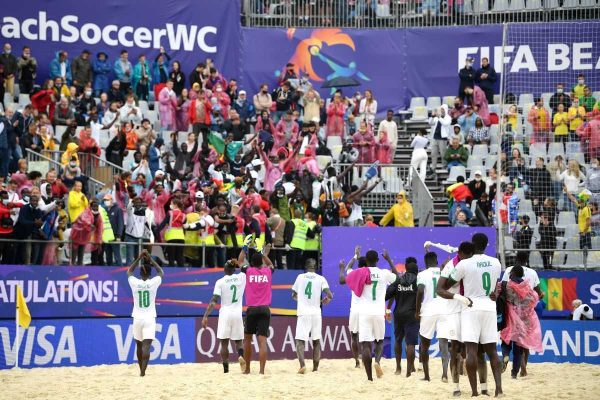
left=578, top=79, right=584, bottom=85
left=262, top=89, right=267, bottom=94
left=466, top=62, right=472, bottom=68
left=277, top=193, right=284, bottom=198
left=103, top=200, right=112, bottom=207
left=556, top=88, right=563, bottom=94
left=2, top=199, right=9, bottom=205
left=475, top=177, right=482, bottom=182
left=85, top=91, right=92, bottom=96
left=92, top=210, right=99, bottom=215
left=22, top=195, right=30, bottom=203
left=4, top=49, right=11, bottom=55
left=216, top=88, right=223, bottom=93
left=69, top=162, right=77, bottom=168
left=170, top=204, right=176, bottom=210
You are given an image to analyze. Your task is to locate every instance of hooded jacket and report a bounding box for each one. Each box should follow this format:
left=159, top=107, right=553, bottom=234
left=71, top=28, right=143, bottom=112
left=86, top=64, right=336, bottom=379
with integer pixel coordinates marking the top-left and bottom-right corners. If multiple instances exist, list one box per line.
left=428, top=104, right=452, bottom=139
left=92, top=53, right=111, bottom=93
left=379, top=191, right=415, bottom=227
left=72, top=54, right=93, bottom=87
left=61, top=143, right=80, bottom=166
left=48, top=52, right=72, bottom=84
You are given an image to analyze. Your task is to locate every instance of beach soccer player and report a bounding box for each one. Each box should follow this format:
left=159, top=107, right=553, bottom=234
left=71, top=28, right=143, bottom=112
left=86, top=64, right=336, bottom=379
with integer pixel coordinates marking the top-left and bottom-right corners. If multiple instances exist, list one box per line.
left=292, top=258, right=333, bottom=374
left=127, top=250, right=164, bottom=377
left=202, top=259, right=247, bottom=373
left=338, top=245, right=364, bottom=368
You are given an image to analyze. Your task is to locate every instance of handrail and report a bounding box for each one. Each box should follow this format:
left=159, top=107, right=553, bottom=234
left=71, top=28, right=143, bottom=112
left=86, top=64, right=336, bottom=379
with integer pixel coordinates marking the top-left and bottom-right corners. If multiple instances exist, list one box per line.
left=410, top=168, right=434, bottom=227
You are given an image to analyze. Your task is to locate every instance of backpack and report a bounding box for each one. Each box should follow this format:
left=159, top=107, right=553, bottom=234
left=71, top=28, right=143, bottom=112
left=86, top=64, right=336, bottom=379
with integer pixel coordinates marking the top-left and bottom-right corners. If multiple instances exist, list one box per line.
left=496, top=280, right=508, bottom=331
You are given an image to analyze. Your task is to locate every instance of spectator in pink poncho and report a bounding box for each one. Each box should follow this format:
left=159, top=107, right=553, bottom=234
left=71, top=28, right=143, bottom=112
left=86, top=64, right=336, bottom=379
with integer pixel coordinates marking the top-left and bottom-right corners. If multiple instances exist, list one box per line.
left=70, top=200, right=103, bottom=266
left=292, top=121, right=318, bottom=157
left=297, top=148, right=320, bottom=177
left=176, top=88, right=191, bottom=132
left=352, top=121, right=376, bottom=163
left=213, top=83, right=231, bottom=119
left=143, top=183, right=171, bottom=235
left=527, top=97, right=552, bottom=144
left=275, top=110, right=299, bottom=153
left=499, top=265, right=542, bottom=379
left=159, top=80, right=177, bottom=131
left=256, top=110, right=277, bottom=137
left=464, top=85, right=490, bottom=126
left=326, top=92, right=346, bottom=137
left=376, top=127, right=392, bottom=164
left=256, top=140, right=299, bottom=193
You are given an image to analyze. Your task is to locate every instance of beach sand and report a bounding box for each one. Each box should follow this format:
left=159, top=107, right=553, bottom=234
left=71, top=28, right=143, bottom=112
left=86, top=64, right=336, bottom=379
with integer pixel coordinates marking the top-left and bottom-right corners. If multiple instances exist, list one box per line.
left=1, top=358, right=599, bottom=400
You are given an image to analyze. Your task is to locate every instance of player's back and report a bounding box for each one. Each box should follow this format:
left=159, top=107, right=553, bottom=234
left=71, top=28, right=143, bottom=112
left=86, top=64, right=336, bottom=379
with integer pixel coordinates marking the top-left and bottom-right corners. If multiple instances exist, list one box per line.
left=453, top=254, right=501, bottom=311
left=129, top=276, right=162, bottom=318
left=417, top=267, right=441, bottom=305
left=293, top=272, right=329, bottom=316
left=359, top=267, right=397, bottom=316
left=502, top=266, right=539, bottom=290
left=215, top=272, right=246, bottom=312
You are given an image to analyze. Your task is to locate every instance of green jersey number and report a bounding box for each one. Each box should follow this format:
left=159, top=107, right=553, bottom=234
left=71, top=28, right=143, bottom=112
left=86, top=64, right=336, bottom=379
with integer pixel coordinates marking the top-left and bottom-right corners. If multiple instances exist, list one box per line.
left=138, top=290, right=150, bottom=308
left=432, top=278, right=438, bottom=298
left=230, top=284, right=238, bottom=303
left=305, top=281, right=313, bottom=299
left=482, top=272, right=491, bottom=296
left=372, top=281, right=378, bottom=301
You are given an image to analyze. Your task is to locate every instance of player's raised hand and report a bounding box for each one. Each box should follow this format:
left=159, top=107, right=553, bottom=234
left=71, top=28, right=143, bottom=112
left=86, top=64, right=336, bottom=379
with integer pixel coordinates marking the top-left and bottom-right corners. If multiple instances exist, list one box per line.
left=382, top=249, right=390, bottom=260
left=202, top=317, right=209, bottom=329
left=339, top=260, right=346, bottom=270
left=354, top=245, right=361, bottom=258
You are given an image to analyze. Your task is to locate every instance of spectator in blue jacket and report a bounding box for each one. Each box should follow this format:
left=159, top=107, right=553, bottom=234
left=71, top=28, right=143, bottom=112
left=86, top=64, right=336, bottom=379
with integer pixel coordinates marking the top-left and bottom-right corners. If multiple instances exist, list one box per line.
left=92, top=52, right=111, bottom=97
left=475, top=57, right=497, bottom=105
left=114, top=49, right=133, bottom=95
left=233, top=90, right=256, bottom=123
left=132, top=54, right=151, bottom=101
left=457, top=106, right=480, bottom=135
left=152, top=47, right=171, bottom=92
left=48, top=51, right=72, bottom=85
left=148, top=137, right=163, bottom=177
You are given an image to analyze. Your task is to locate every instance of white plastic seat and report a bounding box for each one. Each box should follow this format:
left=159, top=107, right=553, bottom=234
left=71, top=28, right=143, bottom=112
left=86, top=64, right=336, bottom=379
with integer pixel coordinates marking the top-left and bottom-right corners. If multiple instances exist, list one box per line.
left=520, top=199, right=533, bottom=213
left=426, top=97, right=441, bottom=112
left=381, top=167, right=402, bottom=193
left=326, top=136, right=342, bottom=148
left=18, top=94, right=30, bottom=105
left=447, top=166, right=467, bottom=183
left=443, top=96, right=455, bottom=107
left=544, top=0, right=559, bottom=7
left=568, top=152, right=585, bottom=166
left=467, top=156, right=482, bottom=169
left=529, top=142, right=547, bottom=159
left=518, top=94, right=534, bottom=109
left=548, top=142, right=565, bottom=159
left=316, top=155, right=332, bottom=172
left=146, top=110, right=158, bottom=123
left=563, top=251, right=585, bottom=270
left=409, top=97, right=425, bottom=111
left=556, top=211, right=576, bottom=230
left=410, top=106, right=428, bottom=121
left=493, top=94, right=501, bottom=104
left=138, top=100, right=150, bottom=115
left=55, top=125, right=68, bottom=140
left=471, top=144, right=489, bottom=158
left=489, top=144, right=498, bottom=154
left=493, top=0, right=509, bottom=11
left=330, top=145, right=343, bottom=161
left=566, top=141, right=581, bottom=155
left=529, top=251, right=544, bottom=269
left=514, top=187, right=526, bottom=201
left=562, top=0, right=580, bottom=8
left=472, top=0, right=489, bottom=12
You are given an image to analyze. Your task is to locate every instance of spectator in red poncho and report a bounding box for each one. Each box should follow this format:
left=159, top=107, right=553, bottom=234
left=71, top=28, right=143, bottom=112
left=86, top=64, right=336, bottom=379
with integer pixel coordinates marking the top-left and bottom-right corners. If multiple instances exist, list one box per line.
left=464, top=85, right=490, bottom=126
left=45, top=169, right=68, bottom=199
left=326, top=92, right=346, bottom=137
left=352, top=121, right=376, bottom=163
left=31, top=79, right=56, bottom=120
left=576, top=111, right=600, bottom=160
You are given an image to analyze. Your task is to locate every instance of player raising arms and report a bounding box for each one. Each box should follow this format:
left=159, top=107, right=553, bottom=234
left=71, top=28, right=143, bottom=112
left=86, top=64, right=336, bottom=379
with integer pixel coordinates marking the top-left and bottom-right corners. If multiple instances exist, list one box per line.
left=202, top=259, right=247, bottom=373
left=292, top=258, right=333, bottom=374
left=338, top=245, right=364, bottom=368
left=127, top=250, right=164, bottom=377
left=438, top=233, right=503, bottom=397
left=238, top=243, right=274, bottom=375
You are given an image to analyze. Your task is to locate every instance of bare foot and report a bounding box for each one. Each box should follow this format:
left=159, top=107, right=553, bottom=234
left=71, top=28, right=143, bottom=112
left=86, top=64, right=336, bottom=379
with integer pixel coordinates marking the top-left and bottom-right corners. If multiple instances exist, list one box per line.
left=243, top=369, right=250, bottom=375
left=520, top=368, right=528, bottom=377
left=374, top=363, right=383, bottom=378
left=298, top=367, right=306, bottom=375
left=394, top=369, right=402, bottom=376
left=481, top=390, right=490, bottom=396
left=421, top=377, right=431, bottom=381
left=238, top=356, right=246, bottom=372
left=442, top=376, right=448, bottom=383
left=355, top=360, right=361, bottom=368
left=453, top=390, right=461, bottom=397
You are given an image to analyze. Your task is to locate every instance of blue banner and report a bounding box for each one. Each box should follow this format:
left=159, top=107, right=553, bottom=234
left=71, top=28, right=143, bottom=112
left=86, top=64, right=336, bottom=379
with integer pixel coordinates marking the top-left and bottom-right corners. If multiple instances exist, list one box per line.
left=537, top=270, right=600, bottom=318
left=0, top=0, right=241, bottom=81
left=0, top=266, right=301, bottom=319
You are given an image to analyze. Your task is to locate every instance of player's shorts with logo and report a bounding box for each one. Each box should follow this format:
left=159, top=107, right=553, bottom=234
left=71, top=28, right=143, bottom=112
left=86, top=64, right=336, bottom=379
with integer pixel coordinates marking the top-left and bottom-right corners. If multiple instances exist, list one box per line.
left=217, top=308, right=244, bottom=340
left=133, top=317, right=156, bottom=341
left=460, top=308, right=498, bottom=344
left=358, top=314, right=385, bottom=342
left=295, top=315, right=323, bottom=341
left=420, top=312, right=461, bottom=341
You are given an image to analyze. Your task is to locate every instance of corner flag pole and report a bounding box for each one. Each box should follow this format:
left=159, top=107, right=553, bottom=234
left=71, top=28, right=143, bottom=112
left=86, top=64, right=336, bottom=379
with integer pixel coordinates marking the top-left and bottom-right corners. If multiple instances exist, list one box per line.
left=15, top=303, right=20, bottom=369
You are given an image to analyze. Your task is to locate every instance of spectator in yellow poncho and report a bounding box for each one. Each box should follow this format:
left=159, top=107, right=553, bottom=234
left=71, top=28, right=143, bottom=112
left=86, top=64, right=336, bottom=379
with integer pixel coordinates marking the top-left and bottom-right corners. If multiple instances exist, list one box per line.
left=61, top=142, right=80, bottom=167
left=379, top=191, right=415, bottom=227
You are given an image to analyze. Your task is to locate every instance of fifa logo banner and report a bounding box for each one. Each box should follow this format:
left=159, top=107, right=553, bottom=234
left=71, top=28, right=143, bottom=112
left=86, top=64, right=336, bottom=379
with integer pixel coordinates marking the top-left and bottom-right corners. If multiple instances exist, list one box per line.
left=0, top=0, right=241, bottom=80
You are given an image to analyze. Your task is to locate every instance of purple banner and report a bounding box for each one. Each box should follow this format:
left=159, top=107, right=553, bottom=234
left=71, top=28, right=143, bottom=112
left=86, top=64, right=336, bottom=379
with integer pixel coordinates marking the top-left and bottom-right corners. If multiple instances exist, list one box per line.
left=0, top=265, right=300, bottom=319
left=0, top=0, right=241, bottom=82
left=321, top=227, right=497, bottom=317
left=239, top=28, right=405, bottom=116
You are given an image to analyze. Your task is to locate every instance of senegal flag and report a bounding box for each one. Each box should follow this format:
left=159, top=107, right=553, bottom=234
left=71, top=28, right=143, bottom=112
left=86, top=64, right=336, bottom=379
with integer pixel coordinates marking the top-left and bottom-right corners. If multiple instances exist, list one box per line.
left=539, top=278, right=578, bottom=311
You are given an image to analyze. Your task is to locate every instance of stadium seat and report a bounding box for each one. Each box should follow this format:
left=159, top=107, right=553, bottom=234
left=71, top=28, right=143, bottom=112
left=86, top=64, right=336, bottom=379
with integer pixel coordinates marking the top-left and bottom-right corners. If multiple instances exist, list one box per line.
left=3, top=93, right=13, bottom=106
left=568, top=152, right=585, bottom=166
left=564, top=251, right=585, bottom=270
left=316, top=155, right=332, bottom=172
left=566, top=141, right=581, bottom=155
left=592, top=236, right=600, bottom=250
left=55, top=125, right=68, bottom=139
left=493, top=94, right=501, bottom=104
left=471, top=144, right=488, bottom=158
left=463, top=0, right=474, bottom=13
left=467, top=156, right=482, bottom=169
left=0, top=103, right=4, bottom=114
left=489, top=144, right=498, bottom=155
left=594, top=91, right=600, bottom=100
left=488, top=104, right=500, bottom=115
left=472, top=0, right=489, bottom=12
left=556, top=211, right=576, bottom=230
left=548, top=142, right=565, bottom=159
left=446, top=166, right=466, bottom=183
left=138, top=100, right=150, bottom=115
left=562, top=0, right=579, bottom=7
left=492, top=0, right=509, bottom=11
left=514, top=187, right=525, bottom=201
left=518, top=94, right=534, bottom=109
left=443, top=96, right=455, bottom=107
left=409, top=97, right=425, bottom=111
left=326, top=136, right=342, bottom=148
left=520, top=199, right=533, bottom=214
left=330, top=145, right=343, bottom=161
left=426, top=97, right=441, bottom=112
left=504, top=236, right=514, bottom=250
left=146, top=110, right=158, bottom=123
left=541, top=92, right=553, bottom=107
left=544, top=0, right=559, bottom=7
left=525, top=0, right=542, bottom=9
left=529, top=251, right=544, bottom=269
left=529, top=142, right=547, bottom=159
left=18, top=94, right=30, bottom=105
left=381, top=166, right=403, bottom=192
left=410, top=106, right=428, bottom=121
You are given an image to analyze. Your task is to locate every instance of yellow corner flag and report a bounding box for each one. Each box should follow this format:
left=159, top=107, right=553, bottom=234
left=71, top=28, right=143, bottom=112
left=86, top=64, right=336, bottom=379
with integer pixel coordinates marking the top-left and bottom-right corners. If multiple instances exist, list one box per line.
left=16, top=285, right=31, bottom=329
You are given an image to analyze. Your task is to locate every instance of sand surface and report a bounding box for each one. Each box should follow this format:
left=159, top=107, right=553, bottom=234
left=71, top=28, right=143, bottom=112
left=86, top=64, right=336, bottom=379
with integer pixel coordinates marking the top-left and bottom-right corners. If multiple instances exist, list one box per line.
left=1, top=358, right=599, bottom=400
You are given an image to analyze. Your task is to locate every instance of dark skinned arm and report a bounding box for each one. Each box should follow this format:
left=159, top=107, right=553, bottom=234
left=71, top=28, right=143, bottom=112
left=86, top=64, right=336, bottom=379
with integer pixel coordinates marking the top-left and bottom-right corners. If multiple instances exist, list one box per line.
left=262, top=243, right=274, bottom=269
left=339, top=245, right=361, bottom=284
left=322, top=288, right=333, bottom=305
left=202, top=294, right=220, bottom=328
left=144, top=251, right=164, bottom=278
left=336, top=161, right=356, bottom=181
left=415, top=285, right=425, bottom=321
left=436, top=276, right=472, bottom=307
left=126, top=251, right=146, bottom=277
left=381, top=249, right=396, bottom=275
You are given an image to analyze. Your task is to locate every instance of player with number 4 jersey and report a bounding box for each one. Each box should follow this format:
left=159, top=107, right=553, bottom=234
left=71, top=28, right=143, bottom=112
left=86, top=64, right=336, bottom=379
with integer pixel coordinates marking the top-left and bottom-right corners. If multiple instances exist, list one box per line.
left=202, top=259, right=247, bottom=373
left=127, top=250, right=164, bottom=377
left=292, top=258, right=333, bottom=374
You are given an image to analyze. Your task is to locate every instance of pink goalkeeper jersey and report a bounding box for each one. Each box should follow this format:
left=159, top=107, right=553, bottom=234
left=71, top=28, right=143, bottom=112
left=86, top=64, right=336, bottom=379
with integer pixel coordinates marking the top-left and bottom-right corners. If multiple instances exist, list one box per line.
left=245, top=266, right=273, bottom=307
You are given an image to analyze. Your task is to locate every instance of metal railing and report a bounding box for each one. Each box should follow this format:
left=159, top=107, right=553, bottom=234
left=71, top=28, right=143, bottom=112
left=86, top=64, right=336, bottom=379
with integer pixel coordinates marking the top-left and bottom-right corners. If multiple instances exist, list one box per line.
left=503, top=248, right=599, bottom=271
left=25, top=149, right=106, bottom=195
left=243, top=0, right=600, bottom=29
left=410, top=167, right=435, bottom=226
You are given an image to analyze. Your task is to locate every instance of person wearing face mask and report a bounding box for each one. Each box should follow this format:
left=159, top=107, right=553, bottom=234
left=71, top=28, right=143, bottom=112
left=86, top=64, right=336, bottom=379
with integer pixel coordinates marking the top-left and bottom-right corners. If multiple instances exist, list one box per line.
left=67, top=180, right=88, bottom=223
left=379, top=191, right=415, bottom=227
left=159, top=198, right=186, bottom=267
left=12, top=194, right=44, bottom=264
left=253, top=83, right=273, bottom=114
left=101, top=193, right=123, bottom=266
left=448, top=97, right=466, bottom=123
left=0, top=189, right=21, bottom=264
left=571, top=73, right=586, bottom=100
left=458, top=57, right=475, bottom=101
left=233, top=90, right=256, bottom=123
left=125, top=197, right=152, bottom=264
left=1, top=43, right=18, bottom=97
left=585, top=158, right=600, bottom=204
left=549, top=83, right=571, bottom=114
left=468, top=171, right=486, bottom=201
left=70, top=199, right=103, bottom=265
left=527, top=97, right=551, bottom=144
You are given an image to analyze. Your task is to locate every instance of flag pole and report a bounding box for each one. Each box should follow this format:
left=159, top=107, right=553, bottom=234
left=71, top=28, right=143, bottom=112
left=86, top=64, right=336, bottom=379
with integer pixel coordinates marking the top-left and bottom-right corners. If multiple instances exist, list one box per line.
left=15, top=303, right=20, bottom=369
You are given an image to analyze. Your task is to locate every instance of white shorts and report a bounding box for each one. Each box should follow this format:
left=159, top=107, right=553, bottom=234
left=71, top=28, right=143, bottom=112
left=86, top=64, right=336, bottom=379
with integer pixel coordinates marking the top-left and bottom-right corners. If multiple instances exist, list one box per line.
left=295, top=315, right=322, bottom=341
left=437, top=313, right=461, bottom=341
left=133, top=318, right=156, bottom=341
left=349, top=309, right=359, bottom=334
left=358, top=314, right=385, bottom=342
left=460, top=309, right=498, bottom=344
left=217, top=308, right=244, bottom=341
left=419, top=315, right=439, bottom=340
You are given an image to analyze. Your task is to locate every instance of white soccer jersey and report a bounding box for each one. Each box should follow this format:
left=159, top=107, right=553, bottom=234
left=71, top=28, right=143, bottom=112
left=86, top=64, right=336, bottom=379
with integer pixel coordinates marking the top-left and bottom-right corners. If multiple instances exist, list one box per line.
left=358, top=267, right=397, bottom=316
left=293, top=272, right=330, bottom=316
left=501, top=266, right=540, bottom=290
left=214, top=272, right=246, bottom=313
left=417, top=267, right=442, bottom=317
left=347, top=268, right=359, bottom=311
left=129, top=276, right=162, bottom=319
left=450, top=254, right=501, bottom=311
left=440, top=264, right=464, bottom=314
